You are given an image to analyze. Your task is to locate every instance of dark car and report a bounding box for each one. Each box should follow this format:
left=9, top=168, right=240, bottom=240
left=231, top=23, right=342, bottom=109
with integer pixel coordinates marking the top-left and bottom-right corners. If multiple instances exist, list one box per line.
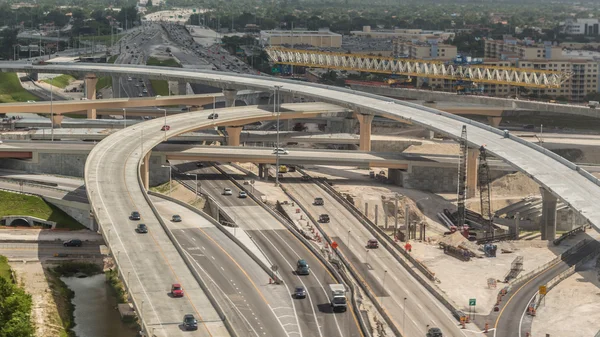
left=63, top=239, right=82, bottom=247
left=301, top=175, right=310, bottom=181
left=208, top=113, right=219, bottom=119
left=136, top=224, right=148, bottom=233
left=130, top=211, right=141, bottom=220
left=294, top=286, right=306, bottom=298
left=367, top=239, right=379, bottom=249
left=161, top=125, right=170, bottom=131
left=172, top=215, right=182, bottom=222
left=313, top=197, right=324, bottom=206
left=426, top=327, right=443, bottom=337
left=196, top=162, right=204, bottom=167
left=319, top=214, right=330, bottom=223
left=183, top=314, right=198, bottom=331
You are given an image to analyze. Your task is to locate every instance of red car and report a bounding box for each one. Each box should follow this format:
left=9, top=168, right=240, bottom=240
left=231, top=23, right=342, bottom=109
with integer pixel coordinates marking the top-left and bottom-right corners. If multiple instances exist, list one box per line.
left=161, top=125, right=170, bottom=131
left=367, top=239, right=379, bottom=249
left=171, top=284, right=184, bottom=297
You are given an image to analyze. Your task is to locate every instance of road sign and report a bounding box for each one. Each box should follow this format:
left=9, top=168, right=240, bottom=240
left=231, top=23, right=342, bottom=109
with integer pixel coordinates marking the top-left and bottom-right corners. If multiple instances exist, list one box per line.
left=331, top=241, right=338, bottom=249
left=469, top=298, right=476, bottom=306
left=539, top=285, right=547, bottom=295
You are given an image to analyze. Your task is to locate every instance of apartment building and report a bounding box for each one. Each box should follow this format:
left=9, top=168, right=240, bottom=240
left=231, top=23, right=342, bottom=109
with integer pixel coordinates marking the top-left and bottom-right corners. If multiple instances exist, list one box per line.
left=561, top=18, right=600, bottom=36
left=394, top=40, right=457, bottom=60
left=484, top=36, right=563, bottom=60
left=259, top=30, right=342, bottom=48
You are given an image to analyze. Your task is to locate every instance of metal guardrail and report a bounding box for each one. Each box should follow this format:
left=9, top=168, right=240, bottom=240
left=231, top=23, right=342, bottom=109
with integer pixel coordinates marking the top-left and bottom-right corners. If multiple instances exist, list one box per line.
left=211, top=163, right=371, bottom=337
left=136, top=163, right=238, bottom=337
left=553, top=225, right=589, bottom=246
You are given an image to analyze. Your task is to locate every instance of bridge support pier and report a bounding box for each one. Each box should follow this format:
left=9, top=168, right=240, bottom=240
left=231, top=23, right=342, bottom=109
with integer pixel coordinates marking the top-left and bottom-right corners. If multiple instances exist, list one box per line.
left=487, top=116, right=502, bottom=128
left=540, top=187, right=557, bottom=241
left=356, top=114, right=374, bottom=152
left=51, top=114, right=64, bottom=126
left=258, top=164, right=268, bottom=180
left=85, top=74, right=98, bottom=119
left=141, top=151, right=151, bottom=190
left=466, top=148, right=479, bottom=198
left=223, top=89, right=237, bottom=107
left=226, top=126, right=243, bottom=146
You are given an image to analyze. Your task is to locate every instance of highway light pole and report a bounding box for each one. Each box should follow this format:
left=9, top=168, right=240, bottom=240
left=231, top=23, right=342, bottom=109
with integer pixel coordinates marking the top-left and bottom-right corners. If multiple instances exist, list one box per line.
left=160, top=108, right=167, bottom=140
left=186, top=173, right=199, bottom=199
left=274, top=85, right=282, bottom=186
left=123, top=108, right=127, bottom=129
left=403, top=297, right=407, bottom=329
left=161, top=164, right=172, bottom=195
left=381, top=270, right=387, bottom=306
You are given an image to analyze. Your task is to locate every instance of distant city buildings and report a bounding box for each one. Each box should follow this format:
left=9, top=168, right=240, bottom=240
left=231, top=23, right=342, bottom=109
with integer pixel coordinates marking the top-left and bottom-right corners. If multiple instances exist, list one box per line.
left=394, top=39, right=457, bottom=60
left=259, top=30, right=342, bottom=48
left=560, top=18, right=600, bottom=36
left=351, top=26, right=455, bottom=42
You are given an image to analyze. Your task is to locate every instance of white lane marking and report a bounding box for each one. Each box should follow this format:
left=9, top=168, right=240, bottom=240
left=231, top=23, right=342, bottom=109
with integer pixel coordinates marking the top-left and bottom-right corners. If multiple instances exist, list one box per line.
left=519, top=292, right=538, bottom=337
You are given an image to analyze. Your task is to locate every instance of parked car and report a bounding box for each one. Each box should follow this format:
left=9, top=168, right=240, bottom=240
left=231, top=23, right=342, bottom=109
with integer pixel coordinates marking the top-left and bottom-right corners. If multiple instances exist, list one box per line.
left=294, top=286, right=306, bottom=299
left=182, top=314, right=198, bottom=331
left=238, top=191, right=247, bottom=198
left=136, top=224, right=148, bottom=233
left=171, top=283, right=184, bottom=297
left=367, top=239, right=379, bottom=249
left=161, top=125, right=171, bottom=131
left=172, top=215, right=182, bottom=222
left=313, top=197, right=324, bottom=206
left=208, top=113, right=219, bottom=119
left=63, top=239, right=82, bottom=247
left=130, top=211, right=141, bottom=220
left=319, top=214, right=330, bottom=223
left=223, top=188, right=233, bottom=195
left=272, top=147, right=289, bottom=155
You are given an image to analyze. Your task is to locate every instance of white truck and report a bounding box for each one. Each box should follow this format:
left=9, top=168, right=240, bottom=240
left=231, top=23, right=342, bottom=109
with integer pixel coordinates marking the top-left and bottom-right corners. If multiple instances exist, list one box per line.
left=329, top=284, right=347, bottom=312
left=589, top=101, right=599, bottom=108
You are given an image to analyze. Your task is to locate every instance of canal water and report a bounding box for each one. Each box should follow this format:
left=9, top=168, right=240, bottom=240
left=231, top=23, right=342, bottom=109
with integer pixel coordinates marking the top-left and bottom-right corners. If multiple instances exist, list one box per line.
left=61, top=274, right=137, bottom=337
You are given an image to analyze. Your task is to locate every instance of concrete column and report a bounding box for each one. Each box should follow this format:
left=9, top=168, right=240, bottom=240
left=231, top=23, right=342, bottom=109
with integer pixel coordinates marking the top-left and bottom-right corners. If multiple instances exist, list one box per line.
left=223, top=89, right=237, bottom=107
left=258, top=164, right=264, bottom=179
left=50, top=114, right=63, bottom=126
left=226, top=126, right=243, bottom=146
left=540, top=188, right=557, bottom=241
left=466, top=148, right=479, bottom=198
left=487, top=117, right=502, bottom=128
left=375, top=205, right=379, bottom=226
left=356, top=114, right=374, bottom=152
left=85, top=74, right=98, bottom=119
left=140, top=151, right=151, bottom=190
left=405, top=203, right=410, bottom=240
left=178, top=82, right=187, bottom=96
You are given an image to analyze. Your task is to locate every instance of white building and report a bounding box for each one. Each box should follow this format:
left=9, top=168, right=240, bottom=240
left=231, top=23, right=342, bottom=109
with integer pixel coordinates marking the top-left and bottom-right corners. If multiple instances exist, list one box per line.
left=561, top=18, right=600, bottom=36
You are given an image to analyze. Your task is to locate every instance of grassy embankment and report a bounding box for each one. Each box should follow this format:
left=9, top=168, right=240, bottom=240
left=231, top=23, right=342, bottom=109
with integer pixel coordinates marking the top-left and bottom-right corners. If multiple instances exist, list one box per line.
left=0, top=255, right=35, bottom=336
left=97, top=55, right=119, bottom=90
left=42, top=75, right=76, bottom=89
left=0, top=72, right=39, bottom=103
left=0, top=190, right=85, bottom=230
left=147, top=56, right=182, bottom=96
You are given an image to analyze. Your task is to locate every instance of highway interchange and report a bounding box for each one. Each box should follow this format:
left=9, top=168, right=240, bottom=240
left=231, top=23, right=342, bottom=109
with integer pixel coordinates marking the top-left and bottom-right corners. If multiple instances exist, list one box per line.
left=4, top=26, right=600, bottom=337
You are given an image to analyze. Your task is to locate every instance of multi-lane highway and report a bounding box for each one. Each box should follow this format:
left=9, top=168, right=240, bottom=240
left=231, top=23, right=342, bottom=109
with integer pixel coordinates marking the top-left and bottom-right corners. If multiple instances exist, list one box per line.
left=174, top=161, right=363, bottom=337
left=150, top=194, right=292, bottom=337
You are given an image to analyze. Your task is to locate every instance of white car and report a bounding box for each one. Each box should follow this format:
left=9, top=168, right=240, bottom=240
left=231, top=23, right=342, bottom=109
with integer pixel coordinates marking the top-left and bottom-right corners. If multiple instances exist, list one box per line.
left=238, top=191, right=247, bottom=198
left=272, top=148, right=289, bottom=155
left=223, top=188, right=232, bottom=195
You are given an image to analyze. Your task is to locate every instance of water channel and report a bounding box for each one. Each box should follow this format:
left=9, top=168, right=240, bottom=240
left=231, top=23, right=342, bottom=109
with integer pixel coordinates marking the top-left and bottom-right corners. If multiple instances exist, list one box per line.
left=61, top=274, right=137, bottom=337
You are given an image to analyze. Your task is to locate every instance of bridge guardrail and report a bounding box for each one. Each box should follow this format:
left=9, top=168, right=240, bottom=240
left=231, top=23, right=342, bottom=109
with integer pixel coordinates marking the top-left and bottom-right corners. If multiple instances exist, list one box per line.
left=136, top=162, right=239, bottom=337
left=211, top=163, right=372, bottom=337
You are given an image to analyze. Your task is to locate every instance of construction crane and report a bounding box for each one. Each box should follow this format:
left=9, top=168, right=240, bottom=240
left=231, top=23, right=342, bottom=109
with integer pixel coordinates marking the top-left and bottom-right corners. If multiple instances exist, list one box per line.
left=456, top=125, right=468, bottom=228
left=478, top=145, right=494, bottom=239
left=265, top=47, right=571, bottom=88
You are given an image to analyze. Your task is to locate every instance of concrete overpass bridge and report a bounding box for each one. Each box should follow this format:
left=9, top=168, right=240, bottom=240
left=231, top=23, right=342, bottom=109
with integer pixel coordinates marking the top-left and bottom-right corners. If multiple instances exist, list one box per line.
left=2, top=62, right=600, bottom=336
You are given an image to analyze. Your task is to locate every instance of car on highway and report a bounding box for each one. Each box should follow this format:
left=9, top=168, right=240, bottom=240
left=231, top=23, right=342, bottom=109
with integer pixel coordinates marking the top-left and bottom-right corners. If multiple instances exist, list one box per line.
left=238, top=191, right=247, bottom=198
left=138, top=93, right=143, bottom=97
left=301, top=175, right=310, bottom=181
left=313, top=197, right=324, bottom=206
left=426, top=327, right=443, bottom=337
left=272, top=148, right=289, bottom=155
left=182, top=314, right=198, bottom=331
left=294, top=286, right=306, bottom=299
left=161, top=125, right=171, bottom=131
left=63, top=239, right=82, bottom=247
left=136, top=224, right=148, bottom=233
left=130, top=211, right=141, bottom=220
left=172, top=215, right=182, bottom=222
left=142, top=89, right=148, bottom=93
left=208, top=113, right=219, bottom=119
left=319, top=214, right=330, bottom=223
left=27, top=100, right=36, bottom=103
left=223, top=188, right=233, bottom=195
left=366, top=239, right=379, bottom=249
left=171, top=283, right=184, bottom=297
left=296, top=259, right=310, bottom=275
left=127, top=77, right=132, bottom=81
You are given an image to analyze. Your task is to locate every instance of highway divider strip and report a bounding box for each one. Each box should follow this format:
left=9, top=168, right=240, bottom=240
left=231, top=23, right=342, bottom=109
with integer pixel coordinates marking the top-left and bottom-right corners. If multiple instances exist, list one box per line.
left=136, top=163, right=239, bottom=337
left=147, top=190, right=278, bottom=283
left=211, top=163, right=372, bottom=337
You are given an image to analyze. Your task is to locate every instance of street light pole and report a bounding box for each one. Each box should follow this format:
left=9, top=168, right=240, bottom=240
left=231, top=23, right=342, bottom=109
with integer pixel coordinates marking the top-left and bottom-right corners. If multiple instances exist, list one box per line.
left=381, top=270, right=388, bottom=305
left=403, top=297, right=407, bottom=329
left=161, top=164, right=172, bottom=195
left=347, top=230, right=351, bottom=247
left=186, top=173, right=198, bottom=199
left=274, top=85, right=282, bottom=186
left=123, top=108, right=126, bottom=128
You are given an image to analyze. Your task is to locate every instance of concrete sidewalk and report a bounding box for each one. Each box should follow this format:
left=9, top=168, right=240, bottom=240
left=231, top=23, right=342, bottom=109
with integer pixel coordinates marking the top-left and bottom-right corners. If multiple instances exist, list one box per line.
left=0, top=228, right=102, bottom=243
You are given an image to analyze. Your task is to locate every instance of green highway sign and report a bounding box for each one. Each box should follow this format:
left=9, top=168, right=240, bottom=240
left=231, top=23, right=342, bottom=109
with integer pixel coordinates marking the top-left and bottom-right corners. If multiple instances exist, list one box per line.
left=469, top=298, right=476, bottom=306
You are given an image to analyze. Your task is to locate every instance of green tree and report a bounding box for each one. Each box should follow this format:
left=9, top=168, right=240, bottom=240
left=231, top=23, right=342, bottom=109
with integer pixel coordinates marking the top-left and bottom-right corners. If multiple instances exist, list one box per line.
left=147, top=0, right=153, bottom=7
